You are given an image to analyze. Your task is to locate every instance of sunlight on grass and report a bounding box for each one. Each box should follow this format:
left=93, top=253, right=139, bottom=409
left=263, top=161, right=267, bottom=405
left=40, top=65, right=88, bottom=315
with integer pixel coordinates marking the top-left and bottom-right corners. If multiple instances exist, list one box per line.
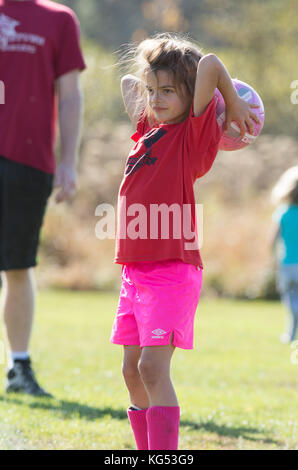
left=0, top=291, right=297, bottom=450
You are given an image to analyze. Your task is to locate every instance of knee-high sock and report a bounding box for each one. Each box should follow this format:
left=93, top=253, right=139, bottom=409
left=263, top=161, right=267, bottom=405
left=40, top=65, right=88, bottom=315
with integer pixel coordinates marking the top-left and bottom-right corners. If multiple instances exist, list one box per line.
left=146, top=406, right=180, bottom=450
left=127, top=407, right=148, bottom=450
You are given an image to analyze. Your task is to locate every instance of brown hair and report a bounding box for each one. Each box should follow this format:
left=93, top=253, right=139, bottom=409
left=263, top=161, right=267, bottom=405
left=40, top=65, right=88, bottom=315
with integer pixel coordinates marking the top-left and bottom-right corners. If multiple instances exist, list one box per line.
left=290, top=183, right=298, bottom=204
left=118, top=32, right=203, bottom=122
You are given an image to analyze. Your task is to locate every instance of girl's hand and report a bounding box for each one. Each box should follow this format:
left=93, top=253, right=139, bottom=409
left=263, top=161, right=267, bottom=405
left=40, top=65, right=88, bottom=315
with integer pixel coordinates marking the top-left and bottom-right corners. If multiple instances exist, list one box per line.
left=224, top=96, right=261, bottom=137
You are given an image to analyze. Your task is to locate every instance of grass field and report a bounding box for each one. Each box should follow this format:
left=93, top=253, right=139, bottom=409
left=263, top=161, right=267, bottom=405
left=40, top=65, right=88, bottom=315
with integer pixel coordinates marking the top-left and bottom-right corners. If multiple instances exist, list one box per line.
left=0, top=290, right=297, bottom=450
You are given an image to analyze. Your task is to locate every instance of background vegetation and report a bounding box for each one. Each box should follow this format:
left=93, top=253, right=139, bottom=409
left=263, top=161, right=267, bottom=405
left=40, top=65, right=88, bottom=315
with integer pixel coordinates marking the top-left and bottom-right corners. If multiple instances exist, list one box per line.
left=39, top=0, right=298, bottom=299
left=63, top=0, right=298, bottom=136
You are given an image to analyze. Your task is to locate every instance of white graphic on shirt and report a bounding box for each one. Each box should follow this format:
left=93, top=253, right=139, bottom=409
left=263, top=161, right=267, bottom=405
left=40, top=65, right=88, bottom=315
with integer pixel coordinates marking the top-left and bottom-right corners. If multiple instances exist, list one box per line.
left=152, top=329, right=167, bottom=339
left=0, top=14, right=45, bottom=54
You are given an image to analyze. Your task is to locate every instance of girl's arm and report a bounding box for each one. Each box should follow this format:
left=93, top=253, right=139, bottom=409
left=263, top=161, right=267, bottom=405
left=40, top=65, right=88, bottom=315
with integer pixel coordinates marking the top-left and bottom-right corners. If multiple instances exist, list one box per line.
left=269, top=221, right=281, bottom=254
left=193, top=54, right=260, bottom=137
left=121, top=74, right=145, bottom=127
left=268, top=220, right=281, bottom=270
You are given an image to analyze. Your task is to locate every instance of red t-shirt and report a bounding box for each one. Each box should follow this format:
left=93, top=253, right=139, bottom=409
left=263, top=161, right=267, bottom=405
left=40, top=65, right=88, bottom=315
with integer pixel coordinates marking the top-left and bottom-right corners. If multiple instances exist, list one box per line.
left=0, top=0, right=86, bottom=173
left=115, top=97, right=222, bottom=269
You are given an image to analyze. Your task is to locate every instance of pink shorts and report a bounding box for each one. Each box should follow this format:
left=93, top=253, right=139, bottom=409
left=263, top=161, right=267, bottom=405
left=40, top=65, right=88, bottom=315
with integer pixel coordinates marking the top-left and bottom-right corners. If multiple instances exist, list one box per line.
left=110, top=259, right=203, bottom=350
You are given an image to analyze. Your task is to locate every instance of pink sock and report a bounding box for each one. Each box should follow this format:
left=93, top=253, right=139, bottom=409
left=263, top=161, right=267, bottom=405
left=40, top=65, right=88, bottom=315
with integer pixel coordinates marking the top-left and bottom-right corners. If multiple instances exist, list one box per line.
left=146, top=406, right=180, bottom=450
left=127, top=407, right=148, bottom=450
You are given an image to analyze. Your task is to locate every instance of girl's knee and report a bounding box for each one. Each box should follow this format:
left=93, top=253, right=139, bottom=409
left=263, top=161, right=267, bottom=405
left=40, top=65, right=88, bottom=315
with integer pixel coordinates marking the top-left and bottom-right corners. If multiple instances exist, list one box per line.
left=138, top=356, right=161, bottom=387
left=122, top=345, right=142, bottom=382
left=122, top=360, right=140, bottom=382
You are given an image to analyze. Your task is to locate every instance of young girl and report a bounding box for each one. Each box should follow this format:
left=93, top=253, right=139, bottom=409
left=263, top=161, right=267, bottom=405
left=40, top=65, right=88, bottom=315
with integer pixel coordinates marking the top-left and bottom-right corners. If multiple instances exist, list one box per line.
left=110, top=32, right=260, bottom=450
left=270, top=166, right=298, bottom=344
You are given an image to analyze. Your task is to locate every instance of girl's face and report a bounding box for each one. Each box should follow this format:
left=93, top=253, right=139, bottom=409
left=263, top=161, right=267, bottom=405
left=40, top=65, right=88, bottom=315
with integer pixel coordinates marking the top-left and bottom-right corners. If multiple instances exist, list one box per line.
left=145, top=70, right=191, bottom=124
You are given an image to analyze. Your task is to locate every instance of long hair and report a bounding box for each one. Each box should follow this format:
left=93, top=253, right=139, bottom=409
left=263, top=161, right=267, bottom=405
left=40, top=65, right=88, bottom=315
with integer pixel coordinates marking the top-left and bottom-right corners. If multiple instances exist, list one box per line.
left=271, top=166, right=298, bottom=206
left=117, top=32, right=203, bottom=123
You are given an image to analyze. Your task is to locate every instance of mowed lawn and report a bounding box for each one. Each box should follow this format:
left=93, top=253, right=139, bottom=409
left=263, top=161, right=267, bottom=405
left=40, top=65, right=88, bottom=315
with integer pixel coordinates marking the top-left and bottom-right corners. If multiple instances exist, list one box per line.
left=0, top=290, right=297, bottom=450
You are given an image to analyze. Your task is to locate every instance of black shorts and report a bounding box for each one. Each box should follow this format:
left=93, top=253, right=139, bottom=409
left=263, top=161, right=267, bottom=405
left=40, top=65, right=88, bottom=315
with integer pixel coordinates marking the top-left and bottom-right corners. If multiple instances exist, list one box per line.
left=0, top=156, right=54, bottom=271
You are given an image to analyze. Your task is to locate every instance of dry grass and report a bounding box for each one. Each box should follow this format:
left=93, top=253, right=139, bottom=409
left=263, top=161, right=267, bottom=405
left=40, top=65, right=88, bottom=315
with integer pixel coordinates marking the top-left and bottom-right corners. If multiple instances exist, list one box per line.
left=38, top=123, right=298, bottom=297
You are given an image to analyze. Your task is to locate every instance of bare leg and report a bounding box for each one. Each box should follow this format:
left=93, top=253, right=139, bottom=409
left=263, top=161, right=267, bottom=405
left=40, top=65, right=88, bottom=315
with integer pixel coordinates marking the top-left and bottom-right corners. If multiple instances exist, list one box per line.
left=122, top=345, right=150, bottom=409
left=138, top=344, right=178, bottom=407
left=1, top=269, right=35, bottom=354
left=139, top=344, right=180, bottom=450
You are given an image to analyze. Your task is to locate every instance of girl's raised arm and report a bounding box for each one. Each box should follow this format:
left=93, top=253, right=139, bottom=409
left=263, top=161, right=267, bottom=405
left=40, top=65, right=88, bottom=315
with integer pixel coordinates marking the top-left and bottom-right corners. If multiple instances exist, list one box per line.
left=121, top=74, right=145, bottom=128
left=194, top=54, right=260, bottom=137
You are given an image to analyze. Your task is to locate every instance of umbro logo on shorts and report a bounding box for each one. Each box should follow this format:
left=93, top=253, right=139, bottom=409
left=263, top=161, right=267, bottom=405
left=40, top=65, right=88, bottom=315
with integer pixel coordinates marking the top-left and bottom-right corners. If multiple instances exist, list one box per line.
left=152, top=329, right=167, bottom=339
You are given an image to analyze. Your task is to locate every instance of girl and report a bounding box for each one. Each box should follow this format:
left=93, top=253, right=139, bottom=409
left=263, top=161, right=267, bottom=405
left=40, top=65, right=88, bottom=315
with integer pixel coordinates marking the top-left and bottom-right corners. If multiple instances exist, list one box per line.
left=270, top=166, right=298, bottom=344
left=110, top=32, right=260, bottom=450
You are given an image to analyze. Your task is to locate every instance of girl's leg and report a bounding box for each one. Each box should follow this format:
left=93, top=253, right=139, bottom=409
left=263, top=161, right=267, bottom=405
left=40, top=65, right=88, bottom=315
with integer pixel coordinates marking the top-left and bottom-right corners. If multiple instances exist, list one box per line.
left=138, top=344, right=177, bottom=407
left=284, top=292, right=298, bottom=341
left=122, top=345, right=149, bottom=450
left=122, top=345, right=149, bottom=409
left=138, top=344, right=180, bottom=450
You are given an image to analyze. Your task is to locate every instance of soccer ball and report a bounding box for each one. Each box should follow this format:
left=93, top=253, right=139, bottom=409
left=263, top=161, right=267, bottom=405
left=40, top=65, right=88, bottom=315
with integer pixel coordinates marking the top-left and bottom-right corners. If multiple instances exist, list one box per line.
left=215, top=79, right=265, bottom=151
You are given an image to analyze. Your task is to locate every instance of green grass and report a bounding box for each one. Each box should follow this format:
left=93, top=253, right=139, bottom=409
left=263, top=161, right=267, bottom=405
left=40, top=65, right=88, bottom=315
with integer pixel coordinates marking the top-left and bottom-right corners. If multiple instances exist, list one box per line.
left=0, top=291, right=297, bottom=450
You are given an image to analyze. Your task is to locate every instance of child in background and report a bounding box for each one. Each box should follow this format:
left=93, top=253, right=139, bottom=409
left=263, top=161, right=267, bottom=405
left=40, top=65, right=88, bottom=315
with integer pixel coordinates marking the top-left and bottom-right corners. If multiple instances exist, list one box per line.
left=110, top=32, right=260, bottom=450
left=270, top=166, right=298, bottom=343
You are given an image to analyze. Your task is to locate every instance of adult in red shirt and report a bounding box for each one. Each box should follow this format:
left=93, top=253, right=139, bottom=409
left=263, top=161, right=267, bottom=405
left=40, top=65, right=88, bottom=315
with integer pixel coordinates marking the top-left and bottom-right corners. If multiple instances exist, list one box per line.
left=0, top=0, right=86, bottom=396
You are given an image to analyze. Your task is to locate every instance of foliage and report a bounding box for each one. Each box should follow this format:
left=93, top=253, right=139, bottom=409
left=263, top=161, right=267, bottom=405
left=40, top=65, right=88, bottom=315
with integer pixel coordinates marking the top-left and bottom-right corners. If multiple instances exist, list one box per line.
left=44, top=127, right=298, bottom=298
left=80, top=39, right=122, bottom=125
left=58, top=0, right=298, bottom=136
left=45, top=1, right=298, bottom=296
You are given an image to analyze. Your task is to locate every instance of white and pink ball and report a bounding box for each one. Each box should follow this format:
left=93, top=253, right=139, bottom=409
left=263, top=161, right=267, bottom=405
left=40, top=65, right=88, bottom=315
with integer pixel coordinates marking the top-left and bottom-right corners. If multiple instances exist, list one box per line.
left=215, top=79, right=265, bottom=151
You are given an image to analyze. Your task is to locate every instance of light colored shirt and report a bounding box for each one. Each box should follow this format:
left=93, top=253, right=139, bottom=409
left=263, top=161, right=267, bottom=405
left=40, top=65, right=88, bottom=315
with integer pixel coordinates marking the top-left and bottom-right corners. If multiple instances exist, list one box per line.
left=272, top=204, right=298, bottom=264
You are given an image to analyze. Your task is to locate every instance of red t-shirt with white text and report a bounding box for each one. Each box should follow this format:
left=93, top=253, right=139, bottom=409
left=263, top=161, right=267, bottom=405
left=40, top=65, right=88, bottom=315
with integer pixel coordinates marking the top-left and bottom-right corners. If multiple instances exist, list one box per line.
left=115, top=97, right=222, bottom=269
left=0, top=0, right=86, bottom=173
